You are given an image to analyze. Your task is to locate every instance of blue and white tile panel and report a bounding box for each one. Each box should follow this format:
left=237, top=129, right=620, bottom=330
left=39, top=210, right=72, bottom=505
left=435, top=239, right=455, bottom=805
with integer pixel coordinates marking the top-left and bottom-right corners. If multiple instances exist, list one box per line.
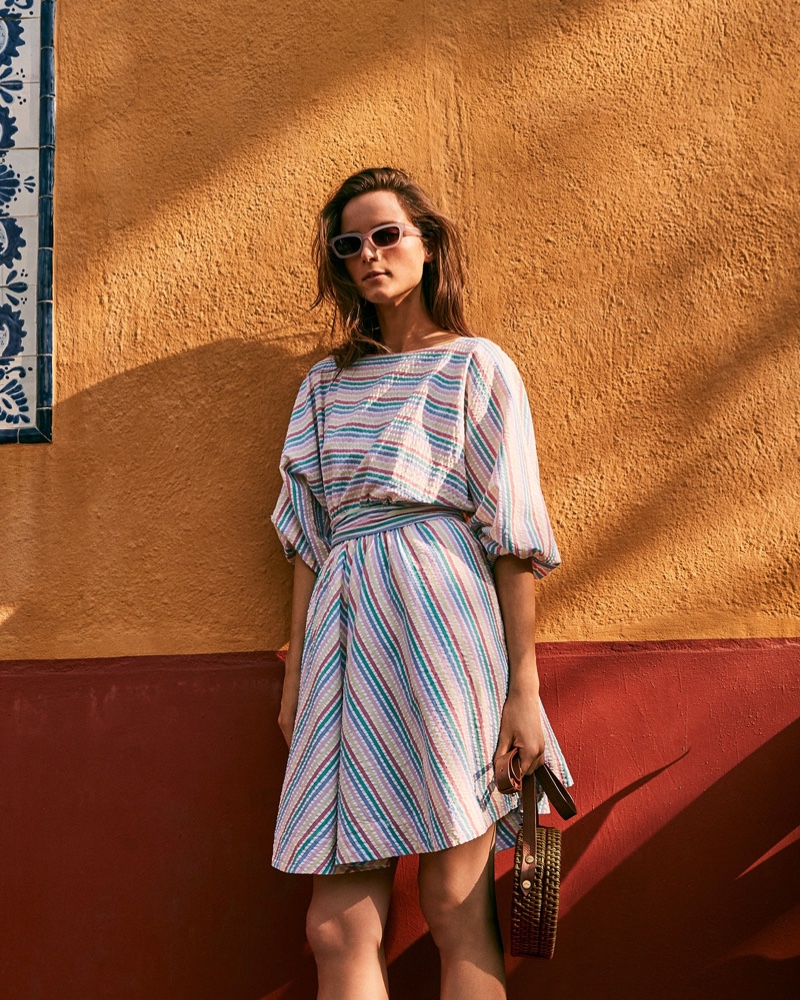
left=0, top=0, right=54, bottom=444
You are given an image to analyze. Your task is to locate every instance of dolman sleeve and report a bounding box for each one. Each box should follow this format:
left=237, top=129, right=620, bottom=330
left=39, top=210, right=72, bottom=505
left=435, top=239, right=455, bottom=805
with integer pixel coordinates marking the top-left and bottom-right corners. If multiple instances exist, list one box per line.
left=463, top=344, right=561, bottom=578
left=270, top=369, right=331, bottom=575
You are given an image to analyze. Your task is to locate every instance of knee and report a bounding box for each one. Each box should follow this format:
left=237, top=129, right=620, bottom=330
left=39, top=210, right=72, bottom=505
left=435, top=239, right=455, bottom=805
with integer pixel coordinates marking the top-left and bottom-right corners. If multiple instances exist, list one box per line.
left=306, top=898, right=381, bottom=962
left=419, top=883, right=491, bottom=954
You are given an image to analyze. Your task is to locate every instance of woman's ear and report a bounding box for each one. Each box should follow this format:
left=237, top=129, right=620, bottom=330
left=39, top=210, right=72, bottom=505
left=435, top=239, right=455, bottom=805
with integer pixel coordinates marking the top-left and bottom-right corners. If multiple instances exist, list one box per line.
left=423, top=240, right=435, bottom=263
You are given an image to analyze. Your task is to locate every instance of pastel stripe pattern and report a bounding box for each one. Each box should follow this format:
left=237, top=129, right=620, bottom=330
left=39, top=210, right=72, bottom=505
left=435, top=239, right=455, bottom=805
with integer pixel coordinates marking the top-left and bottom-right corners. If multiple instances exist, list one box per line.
left=271, top=336, right=574, bottom=874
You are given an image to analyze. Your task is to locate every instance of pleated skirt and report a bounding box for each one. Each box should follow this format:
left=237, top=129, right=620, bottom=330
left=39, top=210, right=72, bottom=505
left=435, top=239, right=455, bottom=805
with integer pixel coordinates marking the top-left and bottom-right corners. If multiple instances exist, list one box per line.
left=272, top=511, right=574, bottom=875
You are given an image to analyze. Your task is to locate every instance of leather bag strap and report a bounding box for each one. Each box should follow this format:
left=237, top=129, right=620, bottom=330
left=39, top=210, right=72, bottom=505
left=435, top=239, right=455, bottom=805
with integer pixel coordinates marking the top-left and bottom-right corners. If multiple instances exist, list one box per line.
left=519, top=771, right=538, bottom=896
left=495, top=749, right=578, bottom=896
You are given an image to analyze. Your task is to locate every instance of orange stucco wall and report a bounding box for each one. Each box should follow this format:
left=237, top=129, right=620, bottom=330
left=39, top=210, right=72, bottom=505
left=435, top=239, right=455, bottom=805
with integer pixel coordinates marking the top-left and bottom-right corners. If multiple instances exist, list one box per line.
left=0, top=0, right=797, bottom=660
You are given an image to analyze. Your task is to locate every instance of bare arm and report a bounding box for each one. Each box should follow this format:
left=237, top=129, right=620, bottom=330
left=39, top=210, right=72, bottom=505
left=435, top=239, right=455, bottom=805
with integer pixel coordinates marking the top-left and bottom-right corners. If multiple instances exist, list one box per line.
left=277, top=554, right=318, bottom=747
left=492, top=553, right=546, bottom=776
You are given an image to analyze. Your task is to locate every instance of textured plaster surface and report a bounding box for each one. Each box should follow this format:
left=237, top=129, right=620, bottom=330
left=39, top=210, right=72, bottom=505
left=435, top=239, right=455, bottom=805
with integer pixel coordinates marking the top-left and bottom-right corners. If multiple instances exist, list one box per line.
left=0, top=0, right=797, bottom=658
left=1, top=640, right=797, bottom=997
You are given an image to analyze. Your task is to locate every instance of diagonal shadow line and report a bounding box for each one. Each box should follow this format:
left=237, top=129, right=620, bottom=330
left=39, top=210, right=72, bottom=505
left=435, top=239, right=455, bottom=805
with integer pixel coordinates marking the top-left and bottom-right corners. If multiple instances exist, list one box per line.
left=505, top=719, right=800, bottom=1000
left=385, top=750, right=692, bottom=999
left=60, top=0, right=630, bottom=277
left=539, top=282, right=800, bottom=632
left=560, top=748, right=690, bottom=878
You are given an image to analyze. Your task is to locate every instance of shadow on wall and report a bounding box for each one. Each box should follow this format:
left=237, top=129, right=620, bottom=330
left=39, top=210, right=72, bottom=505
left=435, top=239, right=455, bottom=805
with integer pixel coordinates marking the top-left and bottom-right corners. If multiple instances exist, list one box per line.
left=0, top=338, right=327, bottom=657
left=0, top=652, right=318, bottom=1000
left=59, top=0, right=558, bottom=276
left=19, top=0, right=795, bottom=654
left=387, top=720, right=800, bottom=1000
left=1, top=640, right=797, bottom=998
left=539, top=282, right=800, bottom=635
left=3, top=290, right=799, bottom=655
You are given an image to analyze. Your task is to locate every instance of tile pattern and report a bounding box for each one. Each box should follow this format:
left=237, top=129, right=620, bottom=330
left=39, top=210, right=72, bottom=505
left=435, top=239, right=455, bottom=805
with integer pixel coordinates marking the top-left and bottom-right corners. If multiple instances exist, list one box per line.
left=0, top=0, right=53, bottom=443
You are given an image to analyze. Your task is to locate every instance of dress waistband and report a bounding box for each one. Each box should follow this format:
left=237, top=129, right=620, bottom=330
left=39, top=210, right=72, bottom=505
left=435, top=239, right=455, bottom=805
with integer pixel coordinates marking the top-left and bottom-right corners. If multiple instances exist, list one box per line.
left=330, top=502, right=468, bottom=547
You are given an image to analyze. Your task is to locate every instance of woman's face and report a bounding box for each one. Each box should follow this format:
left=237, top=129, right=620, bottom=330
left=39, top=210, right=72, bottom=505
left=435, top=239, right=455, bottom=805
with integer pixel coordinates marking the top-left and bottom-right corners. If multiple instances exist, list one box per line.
left=339, top=190, right=432, bottom=307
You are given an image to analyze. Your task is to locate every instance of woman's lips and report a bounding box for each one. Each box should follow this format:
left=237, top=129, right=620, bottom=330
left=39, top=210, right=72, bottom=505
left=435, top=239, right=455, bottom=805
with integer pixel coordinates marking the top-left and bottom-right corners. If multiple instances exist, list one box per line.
left=363, top=272, right=388, bottom=282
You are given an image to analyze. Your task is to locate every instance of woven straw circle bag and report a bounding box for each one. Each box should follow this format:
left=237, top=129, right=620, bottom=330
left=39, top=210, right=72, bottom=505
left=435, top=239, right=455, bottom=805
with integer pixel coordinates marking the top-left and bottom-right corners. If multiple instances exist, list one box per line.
left=495, top=748, right=578, bottom=959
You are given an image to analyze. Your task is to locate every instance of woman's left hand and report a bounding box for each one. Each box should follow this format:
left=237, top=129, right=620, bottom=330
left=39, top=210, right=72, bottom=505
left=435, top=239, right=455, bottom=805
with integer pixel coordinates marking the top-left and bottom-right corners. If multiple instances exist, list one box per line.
left=495, top=682, right=546, bottom=777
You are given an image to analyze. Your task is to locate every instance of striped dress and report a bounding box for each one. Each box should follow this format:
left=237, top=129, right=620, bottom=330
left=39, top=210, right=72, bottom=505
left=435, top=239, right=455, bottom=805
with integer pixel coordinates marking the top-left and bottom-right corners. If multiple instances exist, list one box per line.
left=271, top=335, right=574, bottom=875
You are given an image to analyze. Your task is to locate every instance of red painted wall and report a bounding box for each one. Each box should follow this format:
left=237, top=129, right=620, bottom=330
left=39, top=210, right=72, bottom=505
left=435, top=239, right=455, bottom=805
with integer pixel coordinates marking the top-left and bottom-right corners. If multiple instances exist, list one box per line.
left=1, top=639, right=797, bottom=999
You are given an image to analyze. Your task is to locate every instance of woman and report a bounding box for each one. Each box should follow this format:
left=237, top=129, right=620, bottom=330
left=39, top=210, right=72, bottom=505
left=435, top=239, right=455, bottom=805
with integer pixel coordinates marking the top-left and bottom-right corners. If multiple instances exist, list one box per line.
left=271, top=167, right=574, bottom=1000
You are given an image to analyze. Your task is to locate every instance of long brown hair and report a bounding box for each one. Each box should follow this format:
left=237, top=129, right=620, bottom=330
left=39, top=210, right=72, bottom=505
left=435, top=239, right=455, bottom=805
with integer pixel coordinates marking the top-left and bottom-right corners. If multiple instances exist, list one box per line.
left=312, top=167, right=473, bottom=369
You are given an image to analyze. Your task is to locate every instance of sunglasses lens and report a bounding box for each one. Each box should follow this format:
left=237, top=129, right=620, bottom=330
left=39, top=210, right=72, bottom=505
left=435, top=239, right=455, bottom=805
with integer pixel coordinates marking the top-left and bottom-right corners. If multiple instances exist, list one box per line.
left=372, top=225, right=402, bottom=248
left=331, top=235, right=362, bottom=258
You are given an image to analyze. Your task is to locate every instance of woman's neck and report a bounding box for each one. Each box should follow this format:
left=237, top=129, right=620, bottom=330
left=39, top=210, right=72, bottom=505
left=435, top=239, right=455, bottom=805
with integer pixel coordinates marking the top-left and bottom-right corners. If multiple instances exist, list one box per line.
left=374, top=285, right=444, bottom=353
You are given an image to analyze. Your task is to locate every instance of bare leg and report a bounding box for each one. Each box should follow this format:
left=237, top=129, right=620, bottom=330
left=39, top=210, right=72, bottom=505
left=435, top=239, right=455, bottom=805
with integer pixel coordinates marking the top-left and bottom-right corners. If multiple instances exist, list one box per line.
left=306, top=861, right=398, bottom=1000
left=418, top=826, right=506, bottom=1000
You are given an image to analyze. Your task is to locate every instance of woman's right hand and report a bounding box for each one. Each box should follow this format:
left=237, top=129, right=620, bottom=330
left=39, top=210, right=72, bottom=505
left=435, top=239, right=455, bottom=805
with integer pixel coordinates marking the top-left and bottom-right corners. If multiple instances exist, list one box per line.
left=278, top=657, right=301, bottom=748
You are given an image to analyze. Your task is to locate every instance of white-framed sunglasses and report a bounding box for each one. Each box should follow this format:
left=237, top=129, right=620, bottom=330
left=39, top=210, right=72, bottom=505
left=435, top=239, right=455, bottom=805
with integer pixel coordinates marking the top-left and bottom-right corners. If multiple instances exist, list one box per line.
left=328, top=222, right=423, bottom=259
